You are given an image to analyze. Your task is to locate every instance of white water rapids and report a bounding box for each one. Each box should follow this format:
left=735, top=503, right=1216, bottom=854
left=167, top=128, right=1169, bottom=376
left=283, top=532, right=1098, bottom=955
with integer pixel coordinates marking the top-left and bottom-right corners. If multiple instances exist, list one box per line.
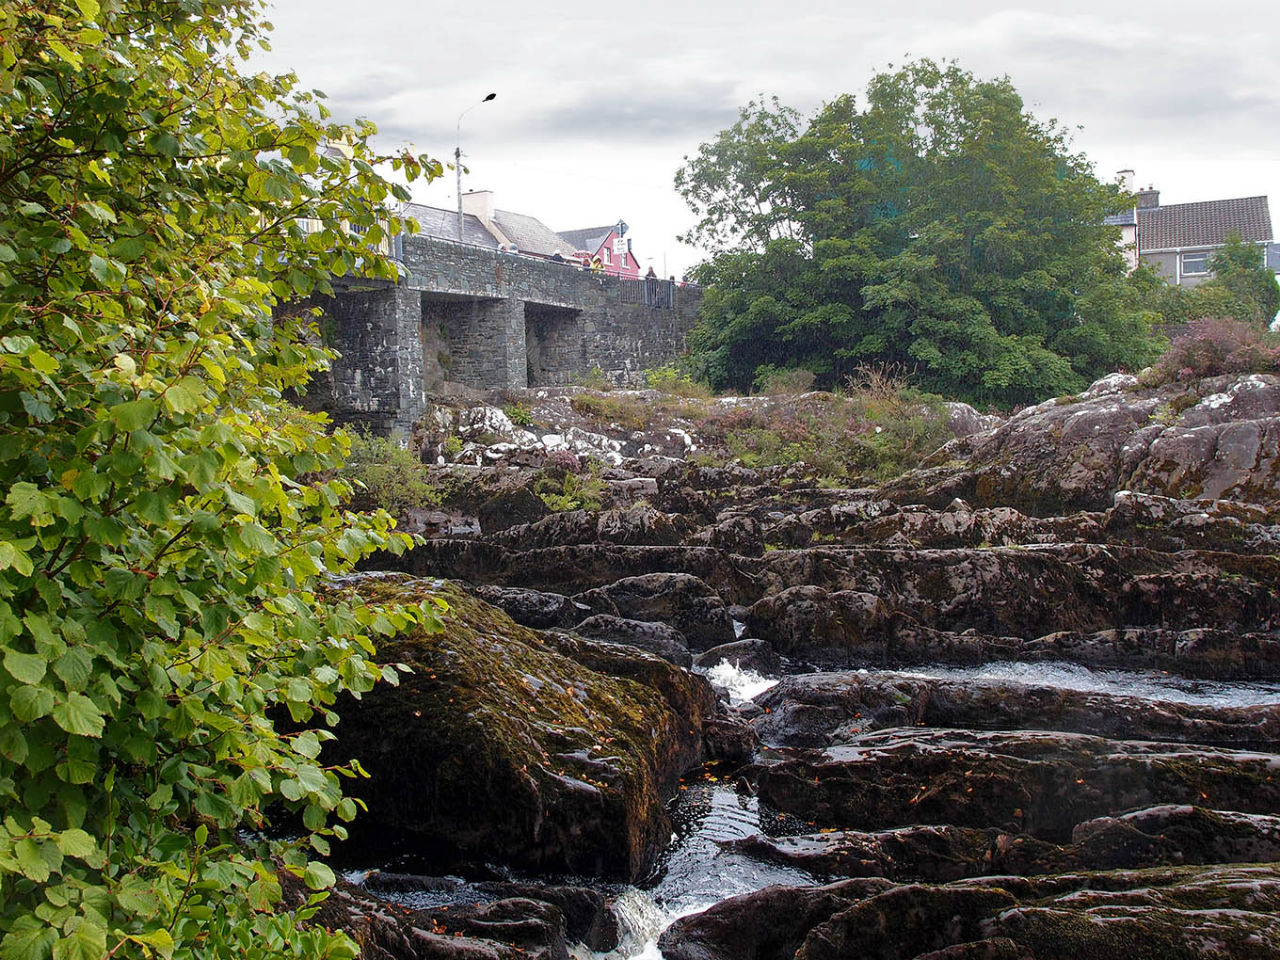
left=568, top=658, right=1280, bottom=959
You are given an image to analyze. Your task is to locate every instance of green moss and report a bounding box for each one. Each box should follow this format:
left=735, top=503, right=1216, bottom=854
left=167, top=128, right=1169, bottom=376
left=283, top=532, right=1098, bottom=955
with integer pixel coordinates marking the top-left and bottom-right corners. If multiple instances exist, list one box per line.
left=329, top=577, right=709, bottom=879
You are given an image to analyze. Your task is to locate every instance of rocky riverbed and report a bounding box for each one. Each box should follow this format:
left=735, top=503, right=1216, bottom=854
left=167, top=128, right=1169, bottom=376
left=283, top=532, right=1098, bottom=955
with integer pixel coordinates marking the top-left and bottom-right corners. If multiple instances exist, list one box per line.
left=317, top=372, right=1280, bottom=959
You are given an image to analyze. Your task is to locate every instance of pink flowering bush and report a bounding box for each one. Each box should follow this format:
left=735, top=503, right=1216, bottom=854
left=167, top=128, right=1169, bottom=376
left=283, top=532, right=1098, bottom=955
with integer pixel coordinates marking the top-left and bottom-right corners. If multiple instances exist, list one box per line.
left=1144, top=318, right=1280, bottom=386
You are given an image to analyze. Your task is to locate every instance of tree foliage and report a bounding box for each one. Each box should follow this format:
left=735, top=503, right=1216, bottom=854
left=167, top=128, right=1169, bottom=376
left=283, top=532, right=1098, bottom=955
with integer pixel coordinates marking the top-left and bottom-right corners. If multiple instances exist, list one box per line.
left=678, top=61, right=1161, bottom=406
left=1194, top=235, right=1279, bottom=326
left=0, top=1, right=444, bottom=956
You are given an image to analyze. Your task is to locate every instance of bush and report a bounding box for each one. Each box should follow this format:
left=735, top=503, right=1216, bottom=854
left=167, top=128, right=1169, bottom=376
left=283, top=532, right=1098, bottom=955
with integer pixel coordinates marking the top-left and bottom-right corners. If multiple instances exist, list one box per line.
left=753, top=364, right=817, bottom=395
left=342, top=433, right=442, bottom=519
left=540, top=448, right=583, bottom=480
left=646, top=363, right=715, bottom=398
left=504, top=402, right=535, bottom=427
left=571, top=365, right=612, bottom=390
left=692, top=366, right=952, bottom=481
left=570, top=393, right=650, bottom=430
left=1142, top=318, right=1280, bottom=386
left=0, top=2, right=443, bottom=956
left=533, top=460, right=606, bottom=511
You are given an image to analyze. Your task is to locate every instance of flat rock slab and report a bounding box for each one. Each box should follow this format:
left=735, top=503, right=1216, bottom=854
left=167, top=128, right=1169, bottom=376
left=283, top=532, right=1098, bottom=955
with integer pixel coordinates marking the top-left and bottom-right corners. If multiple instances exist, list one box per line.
left=751, top=671, right=1280, bottom=749
left=728, top=805, right=1280, bottom=881
left=659, top=865, right=1280, bottom=960
left=755, top=727, right=1280, bottom=841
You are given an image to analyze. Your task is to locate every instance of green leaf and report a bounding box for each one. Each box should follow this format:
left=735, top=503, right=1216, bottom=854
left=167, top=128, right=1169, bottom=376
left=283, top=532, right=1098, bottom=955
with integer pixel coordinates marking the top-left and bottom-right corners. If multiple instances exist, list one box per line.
left=303, top=861, right=335, bottom=891
left=3, top=650, right=47, bottom=685
left=87, top=254, right=122, bottom=288
left=14, top=838, right=50, bottom=882
left=109, top=398, right=156, bottom=431
left=52, top=649, right=93, bottom=691
left=51, top=920, right=106, bottom=960
left=55, top=829, right=95, bottom=859
left=0, top=542, right=34, bottom=577
left=51, top=694, right=105, bottom=737
left=223, top=487, right=257, bottom=517
left=28, top=350, right=59, bottom=375
left=126, top=930, right=173, bottom=959
left=46, top=39, right=82, bottom=69
left=11, top=685, right=55, bottom=722
left=0, top=916, right=59, bottom=960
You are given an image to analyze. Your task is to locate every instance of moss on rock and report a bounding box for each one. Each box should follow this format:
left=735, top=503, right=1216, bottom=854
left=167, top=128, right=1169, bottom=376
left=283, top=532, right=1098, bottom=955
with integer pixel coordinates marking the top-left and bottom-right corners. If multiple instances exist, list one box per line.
left=325, top=576, right=714, bottom=881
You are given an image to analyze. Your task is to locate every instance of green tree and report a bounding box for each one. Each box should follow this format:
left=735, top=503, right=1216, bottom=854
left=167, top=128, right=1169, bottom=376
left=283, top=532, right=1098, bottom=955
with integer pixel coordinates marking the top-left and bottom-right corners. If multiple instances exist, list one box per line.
left=1198, top=234, right=1279, bottom=325
left=0, top=1, right=442, bottom=957
left=679, top=61, right=1161, bottom=405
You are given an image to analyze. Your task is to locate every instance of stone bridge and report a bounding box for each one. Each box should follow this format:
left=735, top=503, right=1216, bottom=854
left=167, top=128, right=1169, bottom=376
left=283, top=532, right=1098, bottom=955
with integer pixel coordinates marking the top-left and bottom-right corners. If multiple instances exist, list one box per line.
left=307, top=234, right=702, bottom=435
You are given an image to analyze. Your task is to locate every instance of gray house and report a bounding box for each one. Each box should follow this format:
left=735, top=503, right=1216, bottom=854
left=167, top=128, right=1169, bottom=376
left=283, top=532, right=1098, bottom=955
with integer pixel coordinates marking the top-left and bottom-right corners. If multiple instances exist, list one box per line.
left=1134, top=189, right=1273, bottom=287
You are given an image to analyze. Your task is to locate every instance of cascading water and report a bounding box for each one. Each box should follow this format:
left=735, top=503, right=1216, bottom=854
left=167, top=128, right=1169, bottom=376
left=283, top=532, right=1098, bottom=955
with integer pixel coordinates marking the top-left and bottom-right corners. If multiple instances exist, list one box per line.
left=569, top=657, right=1280, bottom=959
left=359, top=658, right=1280, bottom=960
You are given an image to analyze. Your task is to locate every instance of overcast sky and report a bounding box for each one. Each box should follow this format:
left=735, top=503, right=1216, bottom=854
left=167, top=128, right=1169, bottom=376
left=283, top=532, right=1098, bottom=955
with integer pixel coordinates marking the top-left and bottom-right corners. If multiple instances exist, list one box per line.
left=251, top=0, right=1279, bottom=276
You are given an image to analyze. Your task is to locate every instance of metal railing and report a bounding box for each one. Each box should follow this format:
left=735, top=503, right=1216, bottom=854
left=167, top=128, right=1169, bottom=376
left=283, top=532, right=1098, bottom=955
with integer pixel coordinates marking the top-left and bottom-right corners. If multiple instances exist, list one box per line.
left=616, top=277, right=675, bottom=309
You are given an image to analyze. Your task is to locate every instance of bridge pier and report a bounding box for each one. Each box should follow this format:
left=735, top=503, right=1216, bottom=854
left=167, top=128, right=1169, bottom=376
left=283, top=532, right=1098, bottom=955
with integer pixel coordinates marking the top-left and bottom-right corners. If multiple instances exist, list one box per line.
left=310, top=237, right=701, bottom=436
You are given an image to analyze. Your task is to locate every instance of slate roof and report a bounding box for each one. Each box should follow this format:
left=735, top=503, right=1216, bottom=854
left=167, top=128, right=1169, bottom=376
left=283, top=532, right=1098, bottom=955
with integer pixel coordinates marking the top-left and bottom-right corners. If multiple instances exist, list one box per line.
left=491, top=209, right=578, bottom=257
left=402, top=202, right=498, bottom=248
left=1139, top=196, right=1273, bottom=250
left=558, top=226, right=615, bottom=254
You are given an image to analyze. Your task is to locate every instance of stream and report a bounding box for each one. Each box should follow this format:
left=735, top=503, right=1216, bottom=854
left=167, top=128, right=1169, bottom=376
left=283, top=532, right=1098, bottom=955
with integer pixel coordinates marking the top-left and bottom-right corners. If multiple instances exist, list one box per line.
left=353, top=658, right=1280, bottom=959
left=571, top=658, right=1280, bottom=959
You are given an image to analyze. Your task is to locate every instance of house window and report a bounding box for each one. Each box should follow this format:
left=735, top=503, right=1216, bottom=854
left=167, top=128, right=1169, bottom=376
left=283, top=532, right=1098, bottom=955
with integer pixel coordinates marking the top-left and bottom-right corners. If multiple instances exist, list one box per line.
left=1181, top=251, right=1210, bottom=275
left=602, top=247, right=612, bottom=265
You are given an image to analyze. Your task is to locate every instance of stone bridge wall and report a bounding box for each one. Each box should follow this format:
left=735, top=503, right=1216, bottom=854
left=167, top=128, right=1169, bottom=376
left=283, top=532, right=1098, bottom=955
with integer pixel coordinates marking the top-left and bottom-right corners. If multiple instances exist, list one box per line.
left=316, top=236, right=702, bottom=435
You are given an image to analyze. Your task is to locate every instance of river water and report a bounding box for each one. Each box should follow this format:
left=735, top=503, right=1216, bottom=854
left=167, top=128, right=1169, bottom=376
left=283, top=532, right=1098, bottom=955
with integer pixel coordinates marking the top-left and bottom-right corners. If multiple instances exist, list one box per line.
left=351, top=656, right=1280, bottom=959
left=566, top=657, right=1280, bottom=959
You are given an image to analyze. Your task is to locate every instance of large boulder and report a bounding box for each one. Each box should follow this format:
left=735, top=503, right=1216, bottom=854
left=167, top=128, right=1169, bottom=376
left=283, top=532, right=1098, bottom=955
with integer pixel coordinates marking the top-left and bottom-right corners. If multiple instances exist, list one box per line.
left=324, top=576, right=715, bottom=881
left=882, top=373, right=1280, bottom=513
left=753, top=544, right=1280, bottom=643
left=744, top=585, right=891, bottom=663
left=729, top=805, right=1280, bottom=881
left=572, top=614, right=692, bottom=666
left=574, top=572, right=735, bottom=650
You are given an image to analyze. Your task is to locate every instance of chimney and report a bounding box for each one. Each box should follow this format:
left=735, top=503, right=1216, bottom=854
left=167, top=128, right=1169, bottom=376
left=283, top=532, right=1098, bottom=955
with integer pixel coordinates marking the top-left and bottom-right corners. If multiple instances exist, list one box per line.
left=461, top=189, right=495, bottom=221
left=1137, top=186, right=1160, bottom=210
left=1116, top=169, right=1135, bottom=193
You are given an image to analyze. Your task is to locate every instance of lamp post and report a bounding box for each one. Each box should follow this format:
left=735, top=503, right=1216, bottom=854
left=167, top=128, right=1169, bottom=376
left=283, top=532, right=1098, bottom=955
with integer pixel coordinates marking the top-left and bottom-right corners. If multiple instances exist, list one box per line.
left=456, top=92, right=496, bottom=242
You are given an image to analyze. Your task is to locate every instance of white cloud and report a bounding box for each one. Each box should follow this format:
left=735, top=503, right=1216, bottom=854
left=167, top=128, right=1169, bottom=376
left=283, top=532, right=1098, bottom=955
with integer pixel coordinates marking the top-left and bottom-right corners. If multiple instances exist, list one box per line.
left=253, top=0, right=1280, bottom=275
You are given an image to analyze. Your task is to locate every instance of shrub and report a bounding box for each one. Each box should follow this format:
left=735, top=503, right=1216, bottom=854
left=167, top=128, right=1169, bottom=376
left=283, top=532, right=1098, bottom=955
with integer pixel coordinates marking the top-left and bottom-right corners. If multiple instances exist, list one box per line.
left=504, top=402, right=535, bottom=427
left=570, top=393, right=650, bottom=430
left=342, top=433, right=442, bottom=519
left=534, top=461, right=607, bottom=511
left=540, top=448, right=583, bottom=480
left=1142, top=318, right=1280, bottom=386
left=0, top=1, right=443, bottom=955
left=691, top=366, right=952, bottom=481
left=571, top=365, right=612, bottom=390
left=646, top=363, right=714, bottom=399
left=753, top=364, right=817, bottom=395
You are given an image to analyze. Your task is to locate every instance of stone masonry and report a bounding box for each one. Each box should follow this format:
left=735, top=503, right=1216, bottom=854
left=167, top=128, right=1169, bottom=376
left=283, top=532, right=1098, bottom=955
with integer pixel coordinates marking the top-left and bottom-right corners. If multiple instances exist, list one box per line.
left=313, top=235, right=702, bottom=435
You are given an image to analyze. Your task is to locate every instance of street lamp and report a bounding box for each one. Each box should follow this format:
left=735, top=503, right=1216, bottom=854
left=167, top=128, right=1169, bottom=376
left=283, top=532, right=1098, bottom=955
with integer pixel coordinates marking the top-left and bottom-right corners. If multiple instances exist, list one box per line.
left=456, top=92, right=497, bottom=242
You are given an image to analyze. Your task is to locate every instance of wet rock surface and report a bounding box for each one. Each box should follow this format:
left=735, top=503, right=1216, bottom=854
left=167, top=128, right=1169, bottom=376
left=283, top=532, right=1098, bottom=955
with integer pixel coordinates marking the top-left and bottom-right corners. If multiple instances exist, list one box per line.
left=660, top=866, right=1280, bottom=960
left=332, top=374, right=1280, bottom=959
left=324, top=576, right=716, bottom=882
left=755, top=728, right=1280, bottom=839
left=752, top=671, right=1280, bottom=748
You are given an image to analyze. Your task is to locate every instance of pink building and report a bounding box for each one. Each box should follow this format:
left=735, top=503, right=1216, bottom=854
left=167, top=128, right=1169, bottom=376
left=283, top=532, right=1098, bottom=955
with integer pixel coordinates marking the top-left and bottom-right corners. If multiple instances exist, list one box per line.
left=557, top=225, right=641, bottom=278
